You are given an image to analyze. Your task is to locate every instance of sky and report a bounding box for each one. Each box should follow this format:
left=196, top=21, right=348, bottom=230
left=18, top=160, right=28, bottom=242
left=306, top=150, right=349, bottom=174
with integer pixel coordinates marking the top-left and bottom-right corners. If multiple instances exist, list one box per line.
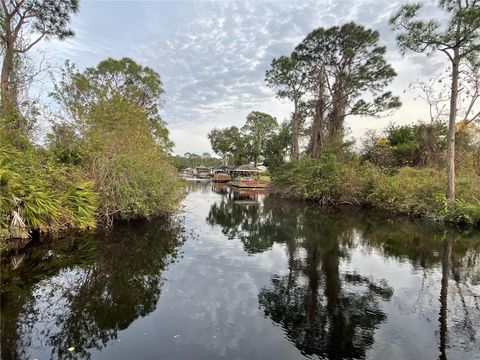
left=40, top=0, right=447, bottom=155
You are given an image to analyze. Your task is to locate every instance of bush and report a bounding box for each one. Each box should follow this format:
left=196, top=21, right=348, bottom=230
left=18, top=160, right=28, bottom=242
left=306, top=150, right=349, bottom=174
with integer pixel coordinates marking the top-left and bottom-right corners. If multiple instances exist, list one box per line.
left=1, top=57, right=183, bottom=245
left=365, top=167, right=447, bottom=221
left=274, top=153, right=344, bottom=204
left=361, top=122, right=447, bottom=168
left=273, top=155, right=480, bottom=226
left=0, top=132, right=97, bottom=240
left=80, top=97, right=182, bottom=223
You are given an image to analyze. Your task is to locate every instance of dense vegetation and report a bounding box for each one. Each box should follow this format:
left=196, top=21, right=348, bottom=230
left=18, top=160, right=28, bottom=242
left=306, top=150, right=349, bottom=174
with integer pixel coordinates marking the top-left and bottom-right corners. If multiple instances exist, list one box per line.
left=0, top=0, right=182, bottom=246
left=273, top=146, right=480, bottom=225
left=264, top=8, right=480, bottom=226
left=0, top=58, right=182, bottom=244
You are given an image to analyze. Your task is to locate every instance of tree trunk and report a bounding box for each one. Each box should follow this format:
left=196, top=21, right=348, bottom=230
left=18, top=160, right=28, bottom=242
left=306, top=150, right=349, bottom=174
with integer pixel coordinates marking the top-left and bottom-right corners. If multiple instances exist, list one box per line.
left=310, top=68, right=325, bottom=159
left=1, top=42, right=14, bottom=109
left=328, top=75, right=346, bottom=145
left=292, top=99, right=299, bottom=161
left=446, top=50, right=460, bottom=206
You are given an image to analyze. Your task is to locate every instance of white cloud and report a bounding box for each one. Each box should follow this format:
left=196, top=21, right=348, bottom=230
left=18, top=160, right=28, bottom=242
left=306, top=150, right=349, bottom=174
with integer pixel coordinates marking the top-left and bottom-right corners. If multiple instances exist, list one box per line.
left=40, top=0, right=450, bottom=154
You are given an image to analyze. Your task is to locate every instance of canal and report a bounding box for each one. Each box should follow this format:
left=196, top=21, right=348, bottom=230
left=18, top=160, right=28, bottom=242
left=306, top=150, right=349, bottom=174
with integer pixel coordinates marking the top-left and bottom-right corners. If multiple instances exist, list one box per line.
left=1, top=182, right=479, bottom=360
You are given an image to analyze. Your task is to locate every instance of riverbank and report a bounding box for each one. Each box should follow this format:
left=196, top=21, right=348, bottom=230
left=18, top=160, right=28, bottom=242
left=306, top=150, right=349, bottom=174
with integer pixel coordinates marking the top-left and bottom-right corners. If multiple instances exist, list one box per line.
left=271, top=155, right=480, bottom=227
left=0, top=137, right=182, bottom=250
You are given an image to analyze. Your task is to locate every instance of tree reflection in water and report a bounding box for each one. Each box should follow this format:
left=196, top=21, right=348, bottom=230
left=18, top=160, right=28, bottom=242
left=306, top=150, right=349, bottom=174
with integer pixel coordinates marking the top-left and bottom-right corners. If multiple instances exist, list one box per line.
left=210, top=197, right=394, bottom=358
left=2, top=185, right=479, bottom=360
left=0, top=218, right=185, bottom=360
left=206, top=192, right=480, bottom=359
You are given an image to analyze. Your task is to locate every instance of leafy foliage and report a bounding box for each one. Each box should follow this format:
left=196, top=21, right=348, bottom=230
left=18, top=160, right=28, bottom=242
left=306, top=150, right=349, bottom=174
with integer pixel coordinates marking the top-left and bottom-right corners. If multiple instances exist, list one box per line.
left=52, top=58, right=172, bottom=151
left=0, top=130, right=97, bottom=240
left=208, top=126, right=247, bottom=165
left=241, top=111, right=278, bottom=165
left=1, top=57, right=182, bottom=244
left=263, top=120, right=291, bottom=171
left=274, top=154, right=342, bottom=205
left=78, top=96, right=182, bottom=222
left=208, top=111, right=279, bottom=166
left=362, top=122, right=448, bottom=167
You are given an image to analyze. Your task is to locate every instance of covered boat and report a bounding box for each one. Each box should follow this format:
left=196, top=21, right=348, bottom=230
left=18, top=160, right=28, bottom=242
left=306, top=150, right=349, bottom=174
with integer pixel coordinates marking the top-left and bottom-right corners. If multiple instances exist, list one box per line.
left=212, top=165, right=232, bottom=183
left=195, top=166, right=211, bottom=179
left=229, top=164, right=270, bottom=189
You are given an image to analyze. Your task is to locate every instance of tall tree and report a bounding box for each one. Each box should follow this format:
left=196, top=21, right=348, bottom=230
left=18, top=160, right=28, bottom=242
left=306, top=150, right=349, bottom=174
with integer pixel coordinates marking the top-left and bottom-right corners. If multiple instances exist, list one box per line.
left=0, top=0, right=78, bottom=113
left=265, top=55, right=308, bottom=160
left=242, top=111, right=278, bottom=166
left=295, top=23, right=400, bottom=157
left=390, top=0, right=480, bottom=205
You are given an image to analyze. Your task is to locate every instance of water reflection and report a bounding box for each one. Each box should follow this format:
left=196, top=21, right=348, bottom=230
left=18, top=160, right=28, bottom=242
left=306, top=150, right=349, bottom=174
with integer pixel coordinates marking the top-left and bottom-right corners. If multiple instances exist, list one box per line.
left=206, top=193, right=480, bottom=359
left=1, top=218, right=184, bottom=360
left=211, top=183, right=229, bottom=195
left=1, top=184, right=479, bottom=360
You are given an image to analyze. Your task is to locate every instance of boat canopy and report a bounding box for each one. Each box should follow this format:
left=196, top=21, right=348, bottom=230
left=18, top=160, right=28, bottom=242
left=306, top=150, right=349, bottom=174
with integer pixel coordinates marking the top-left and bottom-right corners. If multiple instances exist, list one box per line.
left=213, top=165, right=230, bottom=172
left=233, top=164, right=261, bottom=172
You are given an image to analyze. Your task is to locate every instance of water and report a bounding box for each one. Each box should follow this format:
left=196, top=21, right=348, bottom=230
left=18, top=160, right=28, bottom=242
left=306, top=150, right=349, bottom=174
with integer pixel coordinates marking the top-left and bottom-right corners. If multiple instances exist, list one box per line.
left=1, top=182, right=479, bottom=360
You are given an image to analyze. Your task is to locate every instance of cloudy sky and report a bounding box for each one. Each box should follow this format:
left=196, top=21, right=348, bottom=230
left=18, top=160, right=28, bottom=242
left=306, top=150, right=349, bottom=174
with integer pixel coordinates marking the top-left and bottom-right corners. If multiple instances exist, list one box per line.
left=41, top=0, right=446, bottom=155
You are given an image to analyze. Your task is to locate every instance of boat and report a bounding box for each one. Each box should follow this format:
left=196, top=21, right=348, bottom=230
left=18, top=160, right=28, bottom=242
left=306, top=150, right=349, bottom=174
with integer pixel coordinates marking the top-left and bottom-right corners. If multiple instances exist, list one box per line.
left=194, top=166, right=211, bottom=180
left=181, top=167, right=194, bottom=179
left=229, top=180, right=270, bottom=188
left=228, top=164, right=271, bottom=189
left=212, top=165, right=232, bottom=183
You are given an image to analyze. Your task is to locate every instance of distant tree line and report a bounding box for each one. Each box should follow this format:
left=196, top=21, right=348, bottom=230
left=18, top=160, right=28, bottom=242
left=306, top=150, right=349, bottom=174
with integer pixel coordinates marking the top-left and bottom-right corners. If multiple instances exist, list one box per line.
left=172, top=152, right=223, bottom=170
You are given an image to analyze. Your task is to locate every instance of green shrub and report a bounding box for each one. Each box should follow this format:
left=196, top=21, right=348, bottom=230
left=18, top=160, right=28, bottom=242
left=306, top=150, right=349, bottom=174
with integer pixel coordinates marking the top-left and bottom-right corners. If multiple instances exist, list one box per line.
left=0, top=132, right=97, bottom=240
left=80, top=97, right=182, bottom=223
left=365, top=167, right=447, bottom=221
left=274, top=154, right=342, bottom=204
left=273, top=154, right=480, bottom=226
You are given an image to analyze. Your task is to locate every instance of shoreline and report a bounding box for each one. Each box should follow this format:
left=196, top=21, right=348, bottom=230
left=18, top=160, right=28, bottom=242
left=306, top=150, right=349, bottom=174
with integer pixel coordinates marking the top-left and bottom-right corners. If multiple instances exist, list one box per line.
left=271, top=185, right=480, bottom=230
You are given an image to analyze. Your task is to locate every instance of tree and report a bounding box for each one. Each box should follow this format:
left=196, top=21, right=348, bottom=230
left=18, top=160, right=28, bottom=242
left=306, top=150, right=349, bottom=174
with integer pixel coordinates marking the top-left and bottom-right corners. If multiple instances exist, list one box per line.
left=0, top=0, right=78, bottom=113
left=208, top=127, right=233, bottom=164
left=390, top=0, right=480, bottom=205
left=242, top=111, right=278, bottom=166
left=410, top=62, right=480, bottom=125
left=264, top=120, right=291, bottom=170
left=52, top=58, right=172, bottom=151
left=295, top=23, right=400, bottom=158
left=50, top=58, right=181, bottom=223
left=266, top=55, right=308, bottom=160
left=208, top=126, right=246, bottom=165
